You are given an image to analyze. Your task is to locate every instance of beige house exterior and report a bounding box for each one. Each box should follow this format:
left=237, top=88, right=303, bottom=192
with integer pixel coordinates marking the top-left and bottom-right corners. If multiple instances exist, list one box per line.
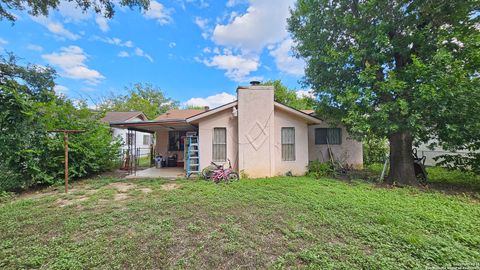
left=110, top=83, right=363, bottom=178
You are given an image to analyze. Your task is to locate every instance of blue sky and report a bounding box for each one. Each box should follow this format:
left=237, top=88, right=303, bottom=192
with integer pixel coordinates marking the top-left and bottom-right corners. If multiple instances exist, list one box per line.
left=0, top=0, right=308, bottom=108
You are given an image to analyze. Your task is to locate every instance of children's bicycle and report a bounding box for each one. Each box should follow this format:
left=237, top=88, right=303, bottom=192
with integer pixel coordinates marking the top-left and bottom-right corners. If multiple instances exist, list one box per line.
left=202, top=159, right=239, bottom=183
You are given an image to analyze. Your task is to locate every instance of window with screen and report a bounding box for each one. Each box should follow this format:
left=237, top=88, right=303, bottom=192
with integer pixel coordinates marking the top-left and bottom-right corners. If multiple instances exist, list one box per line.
left=212, top=128, right=226, bottom=162
left=281, top=127, right=295, bottom=161
left=315, top=128, right=341, bottom=145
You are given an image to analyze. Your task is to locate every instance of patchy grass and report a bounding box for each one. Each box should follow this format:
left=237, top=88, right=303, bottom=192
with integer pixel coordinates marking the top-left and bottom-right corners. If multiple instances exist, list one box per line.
left=0, top=176, right=479, bottom=269
left=138, top=156, right=152, bottom=168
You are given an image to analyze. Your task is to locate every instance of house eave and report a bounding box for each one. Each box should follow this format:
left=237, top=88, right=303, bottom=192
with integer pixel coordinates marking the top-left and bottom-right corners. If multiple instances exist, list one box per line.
left=186, top=101, right=238, bottom=123
left=273, top=102, right=322, bottom=124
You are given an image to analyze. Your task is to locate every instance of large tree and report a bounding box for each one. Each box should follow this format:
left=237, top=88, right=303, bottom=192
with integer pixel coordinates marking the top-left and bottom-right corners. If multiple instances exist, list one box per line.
left=0, top=0, right=149, bottom=22
left=98, top=83, right=179, bottom=119
left=288, top=1, right=479, bottom=185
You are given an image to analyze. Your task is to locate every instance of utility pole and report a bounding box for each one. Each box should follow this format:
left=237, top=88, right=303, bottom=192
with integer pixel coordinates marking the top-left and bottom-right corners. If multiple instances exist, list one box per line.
left=48, top=130, right=85, bottom=193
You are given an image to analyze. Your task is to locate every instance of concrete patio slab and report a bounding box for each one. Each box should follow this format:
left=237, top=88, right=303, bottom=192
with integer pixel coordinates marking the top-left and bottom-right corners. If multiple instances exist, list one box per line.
left=126, top=167, right=185, bottom=179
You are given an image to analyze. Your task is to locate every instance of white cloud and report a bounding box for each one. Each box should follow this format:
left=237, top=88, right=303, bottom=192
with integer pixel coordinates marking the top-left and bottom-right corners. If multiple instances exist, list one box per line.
left=42, top=46, right=105, bottom=85
left=178, top=0, right=209, bottom=10
left=0, top=37, right=7, bottom=45
left=95, top=36, right=133, bottom=47
left=57, top=2, right=91, bottom=22
left=226, top=0, right=248, bottom=7
left=95, top=16, right=110, bottom=32
left=269, top=38, right=305, bottom=76
left=54, top=85, right=69, bottom=94
left=195, top=16, right=209, bottom=28
left=118, top=51, right=129, bottom=57
left=184, top=92, right=237, bottom=108
left=135, top=48, right=154, bottom=62
left=144, top=1, right=172, bottom=25
left=26, top=44, right=43, bottom=51
left=31, top=16, right=80, bottom=40
left=124, top=40, right=134, bottom=47
left=201, top=53, right=260, bottom=82
left=169, top=42, right=176, bottom=48
left=296, top=89, right=314, bottom=99
left=194, top=16, right=211, bottom=39
left=212, top=0, right=295, bottom=52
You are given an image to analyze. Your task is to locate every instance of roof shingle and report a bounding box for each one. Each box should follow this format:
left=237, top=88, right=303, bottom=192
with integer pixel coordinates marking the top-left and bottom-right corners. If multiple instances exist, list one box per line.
left=101, top=111, right=146, bottom=123
left=155, top=109, right=206, bottom=121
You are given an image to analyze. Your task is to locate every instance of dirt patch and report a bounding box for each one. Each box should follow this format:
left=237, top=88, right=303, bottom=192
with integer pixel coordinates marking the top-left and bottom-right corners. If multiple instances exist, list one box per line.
left=97, top=169, right=129, bottom=178
left=138, top=187, right=152, bottom=194
left=114, top=193, right=129, bottom=201
left=109, top=182, right=136, bottom=192
left=161, top=183, right=180, bottom=191
left=18, top=190, right=57, bottom=200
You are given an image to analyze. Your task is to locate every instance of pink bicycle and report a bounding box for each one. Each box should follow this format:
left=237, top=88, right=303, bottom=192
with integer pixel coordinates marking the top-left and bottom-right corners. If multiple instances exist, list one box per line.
left=202, top=159, right=239, bottom=183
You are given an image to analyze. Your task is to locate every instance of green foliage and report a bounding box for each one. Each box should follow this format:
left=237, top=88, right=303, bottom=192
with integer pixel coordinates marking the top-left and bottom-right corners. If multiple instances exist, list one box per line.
left=288, top=0, right=480, bottom=182
left=98, top=83, right=179, bottom=119
left=307, top=160, right=336, bottom=178
left=262, top=80, right=315, bottom=110
left=0, top=54, right=121, bottom=192
left=363, top=134, right=389, bottom=165
left=436, top=153, right=480, bottom=175
left=0, top=0, right=149, bottom=22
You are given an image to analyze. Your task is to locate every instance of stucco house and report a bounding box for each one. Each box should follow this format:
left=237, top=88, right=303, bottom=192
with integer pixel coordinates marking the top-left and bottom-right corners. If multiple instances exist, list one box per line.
left=110, top=83, right=363, bottom=178
left=101, top=111, right=153, bottom=156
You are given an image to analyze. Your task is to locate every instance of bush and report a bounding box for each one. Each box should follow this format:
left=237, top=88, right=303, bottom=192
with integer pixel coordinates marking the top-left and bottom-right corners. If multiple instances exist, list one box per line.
left=307, top=160, right=336, bottom=178
left=435, top=153, right=480, bottom=175
left=363, top=134, right=389, bottom=165
left=0, top=55, right=121, bottom=192
left=0, top=91, right=121, bottom=192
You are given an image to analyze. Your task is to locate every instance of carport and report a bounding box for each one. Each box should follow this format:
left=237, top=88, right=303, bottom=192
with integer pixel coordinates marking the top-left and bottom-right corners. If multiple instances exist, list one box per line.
left=110, top=119, right=198, bottom=177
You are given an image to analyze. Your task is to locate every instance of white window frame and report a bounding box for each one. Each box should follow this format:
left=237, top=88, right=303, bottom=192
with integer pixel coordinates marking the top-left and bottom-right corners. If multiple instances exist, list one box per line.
left=212, top=128, right=227, bottom=162
left=281, top=127, right=295, bottom=161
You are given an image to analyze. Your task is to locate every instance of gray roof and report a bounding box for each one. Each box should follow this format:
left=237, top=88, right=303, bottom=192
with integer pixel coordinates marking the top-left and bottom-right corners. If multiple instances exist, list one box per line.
left=101, top=111, right=147, bottom=123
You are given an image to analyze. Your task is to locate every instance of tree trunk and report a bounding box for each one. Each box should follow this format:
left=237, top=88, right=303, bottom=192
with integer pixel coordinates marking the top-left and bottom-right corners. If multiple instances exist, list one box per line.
left=386, top=131, right=418, bottom=186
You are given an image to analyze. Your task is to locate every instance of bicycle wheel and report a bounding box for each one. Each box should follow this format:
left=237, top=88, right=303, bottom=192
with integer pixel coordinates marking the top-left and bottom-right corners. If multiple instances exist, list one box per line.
left=201, top=165, right=216, bottom=180
left=227, top=172, right=239, bottom=182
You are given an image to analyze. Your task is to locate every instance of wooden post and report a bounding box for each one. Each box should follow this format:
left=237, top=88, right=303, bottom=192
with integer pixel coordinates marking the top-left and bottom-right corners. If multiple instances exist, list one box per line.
left=48, top=130, right=85, bottom=193
left=64, top=132, right=69, bottom=193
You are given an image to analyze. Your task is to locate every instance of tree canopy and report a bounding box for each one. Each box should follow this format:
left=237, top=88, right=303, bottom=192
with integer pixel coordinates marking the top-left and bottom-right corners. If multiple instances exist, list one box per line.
left=0, top=0, right=149, bottom=22
left=289, top=0, right=480, bottom=184
left=262, top=80, right=315, bottom=110
left=98, top=83, right=179, bottom=120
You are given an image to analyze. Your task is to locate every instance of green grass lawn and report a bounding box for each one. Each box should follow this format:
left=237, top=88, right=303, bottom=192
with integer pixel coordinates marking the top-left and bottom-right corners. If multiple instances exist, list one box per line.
left=1, top=176, right=479, bottom=269
left=366, top=163, right=480, bottom=192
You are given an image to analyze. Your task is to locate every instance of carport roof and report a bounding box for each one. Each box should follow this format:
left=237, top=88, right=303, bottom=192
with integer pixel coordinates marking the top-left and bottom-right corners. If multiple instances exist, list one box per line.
left=109, top=119, right=196, bottom=133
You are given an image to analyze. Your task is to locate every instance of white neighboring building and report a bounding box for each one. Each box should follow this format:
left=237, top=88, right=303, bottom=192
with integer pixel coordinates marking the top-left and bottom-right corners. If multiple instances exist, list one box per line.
left=417, top=140, right=474, bottom=166
left=101, top=112, right=153, bottom=157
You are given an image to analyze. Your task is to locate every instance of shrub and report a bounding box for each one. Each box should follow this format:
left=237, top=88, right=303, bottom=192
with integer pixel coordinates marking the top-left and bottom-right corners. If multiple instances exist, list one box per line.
left=435, top=153, right=480, bottom=175
left=0, top=55, right=121, bottom=192
left=363, top=134, right=389, bottom=165
left=307, top=160, right=336, bottom=178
